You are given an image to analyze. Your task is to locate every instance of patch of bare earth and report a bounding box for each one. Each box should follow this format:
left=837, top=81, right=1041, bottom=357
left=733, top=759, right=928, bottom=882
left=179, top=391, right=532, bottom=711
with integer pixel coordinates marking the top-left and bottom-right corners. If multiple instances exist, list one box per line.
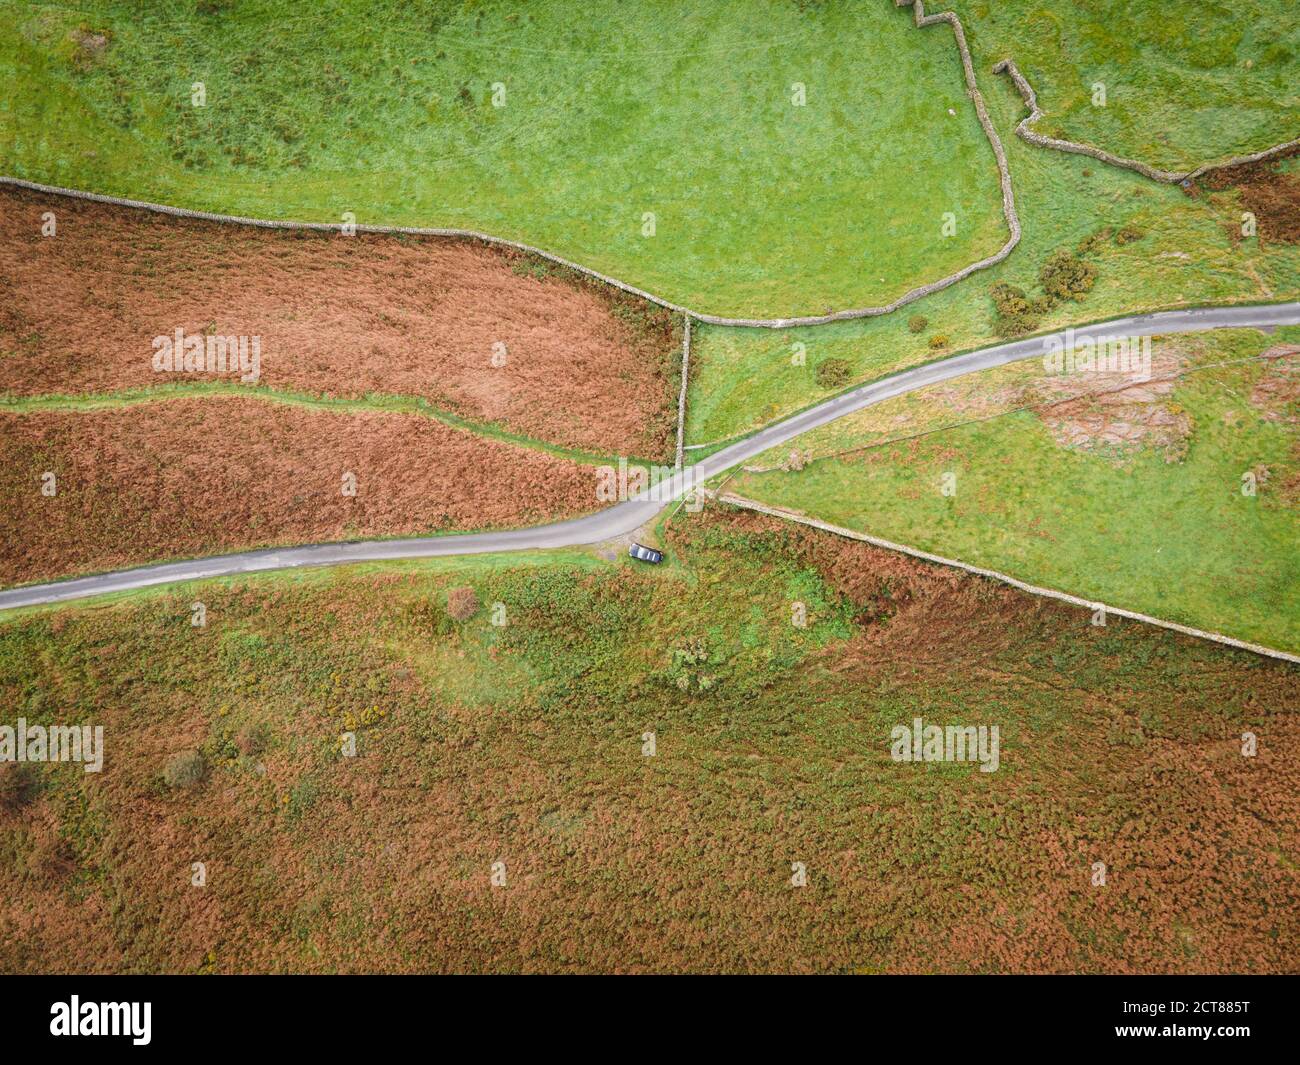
left=0, top=396, right=599, bottom=585
left=0, top=186, right=676, bottom=457
left=1250, top=345, right=1300, bottom=424
left=1031, top=345, right=1192, bottom=460
left=807, top=344, right=1199, bottom=472
left=1251, top=345, right=1300, bottom=502
left=917, top=342, right=1196, bottom=459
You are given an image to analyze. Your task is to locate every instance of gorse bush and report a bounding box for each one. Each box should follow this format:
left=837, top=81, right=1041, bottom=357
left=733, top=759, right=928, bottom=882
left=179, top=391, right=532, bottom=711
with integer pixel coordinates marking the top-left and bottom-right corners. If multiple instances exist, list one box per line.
left=990, top=249, right=1099, bottom=336
left=1076, top=226, right=1111, bottom=255
left=815, top=358, right=852, bottom=390
left=1039, top=249, right=1098, bottom=302
left=990, top=282, right=1048, bottom=336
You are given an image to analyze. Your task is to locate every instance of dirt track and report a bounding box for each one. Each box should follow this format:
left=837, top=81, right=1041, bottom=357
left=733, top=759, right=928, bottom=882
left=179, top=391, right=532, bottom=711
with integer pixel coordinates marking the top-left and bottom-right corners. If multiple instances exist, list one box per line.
left=0, top=186, right=676, bottom=458
left=0, top=396, right=599, bottom=585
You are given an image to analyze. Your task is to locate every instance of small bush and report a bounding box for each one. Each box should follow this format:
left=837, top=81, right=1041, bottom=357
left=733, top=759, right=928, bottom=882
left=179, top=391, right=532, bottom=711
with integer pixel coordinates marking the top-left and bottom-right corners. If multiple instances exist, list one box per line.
left=1039, top=249, right=1097, bottom=302
left=446, top=586, right=480, bottom=621
left=1114, top=225, right=1146, bottom=245
left=990, top=282, right=1044, bottom=336
left=1076, top=227, right=1111, bottom=255
left=814, top=358, right=852, bottom=390
left=991, top=281, right=1033, bottom=317
left=784, top=449, right=809, bottom=472
left=927, top=334, right=949, bottom=349
left=163, top=750, right=206, bottom=789
left=907, top=314, right=928, bottom=334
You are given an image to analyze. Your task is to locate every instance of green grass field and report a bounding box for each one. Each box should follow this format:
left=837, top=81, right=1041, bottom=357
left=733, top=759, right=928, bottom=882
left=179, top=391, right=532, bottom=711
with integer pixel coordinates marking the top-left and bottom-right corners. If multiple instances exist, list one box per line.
left=952, top=0, right=1300, bottom=172
left=685, top=69, right=1300, bottom=445
left=729, top=328, right=1300, bottom=652
left=1, top=0, right=1009, bottom=318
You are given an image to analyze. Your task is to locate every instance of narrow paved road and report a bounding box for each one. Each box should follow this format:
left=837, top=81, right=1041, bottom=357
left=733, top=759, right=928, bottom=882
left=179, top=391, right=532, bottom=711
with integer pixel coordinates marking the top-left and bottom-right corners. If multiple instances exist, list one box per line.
left=3, top=302, right=1296, bottom=611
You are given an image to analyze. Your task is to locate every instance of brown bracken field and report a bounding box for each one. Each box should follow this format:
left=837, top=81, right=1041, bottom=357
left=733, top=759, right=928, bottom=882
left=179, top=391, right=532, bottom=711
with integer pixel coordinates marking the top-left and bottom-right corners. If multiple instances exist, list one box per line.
left=0, top=185, right=678, bottom=458
left=1, top=509, right=1295, bottom=974
left=0, top=396, right=598, bottom=586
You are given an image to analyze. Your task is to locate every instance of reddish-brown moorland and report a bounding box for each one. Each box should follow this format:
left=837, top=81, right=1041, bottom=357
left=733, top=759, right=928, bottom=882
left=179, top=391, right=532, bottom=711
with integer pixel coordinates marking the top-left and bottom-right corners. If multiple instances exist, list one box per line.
left=0, top=396, right=599, bottom=585
left=0, top=185, right=677, bottom=457
left=0, top=508, right=1296, bottom=973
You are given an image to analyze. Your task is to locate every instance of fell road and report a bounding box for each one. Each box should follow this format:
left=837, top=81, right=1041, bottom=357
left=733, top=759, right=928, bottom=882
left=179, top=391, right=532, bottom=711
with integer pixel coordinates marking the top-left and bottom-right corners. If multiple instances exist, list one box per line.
left=2, top=302, right=1296, bottom=611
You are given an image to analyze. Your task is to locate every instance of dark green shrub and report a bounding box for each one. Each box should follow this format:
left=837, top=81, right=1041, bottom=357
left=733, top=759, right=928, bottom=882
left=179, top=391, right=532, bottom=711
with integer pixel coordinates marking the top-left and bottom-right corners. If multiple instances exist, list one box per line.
left=814, top=358, right=852, bottom=389
left=908, top=314, right=928, bottom=334
left=990, top=282, right=1044, bottom=336
left=1039, top=249, right=1097, bottom=302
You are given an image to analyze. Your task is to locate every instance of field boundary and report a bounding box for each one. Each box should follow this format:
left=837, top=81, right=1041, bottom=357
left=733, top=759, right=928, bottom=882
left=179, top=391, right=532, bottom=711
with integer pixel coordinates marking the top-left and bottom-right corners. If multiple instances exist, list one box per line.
left=992, top=57, right=1300, bottom=184
left=6, top=6, right=1300, bottom=331
left=0, top=2, right=1025, bottom=330
left=716, top=492, right=1300, bottom=665
left=675, top=315, right=692, bottom=468
left=0, top=383, right=644, bottom=467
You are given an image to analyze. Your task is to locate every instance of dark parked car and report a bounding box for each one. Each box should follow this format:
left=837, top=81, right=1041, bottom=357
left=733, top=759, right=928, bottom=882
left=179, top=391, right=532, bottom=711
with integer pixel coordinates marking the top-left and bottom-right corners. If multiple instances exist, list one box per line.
left=628, top=543, right=664, bottom=564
